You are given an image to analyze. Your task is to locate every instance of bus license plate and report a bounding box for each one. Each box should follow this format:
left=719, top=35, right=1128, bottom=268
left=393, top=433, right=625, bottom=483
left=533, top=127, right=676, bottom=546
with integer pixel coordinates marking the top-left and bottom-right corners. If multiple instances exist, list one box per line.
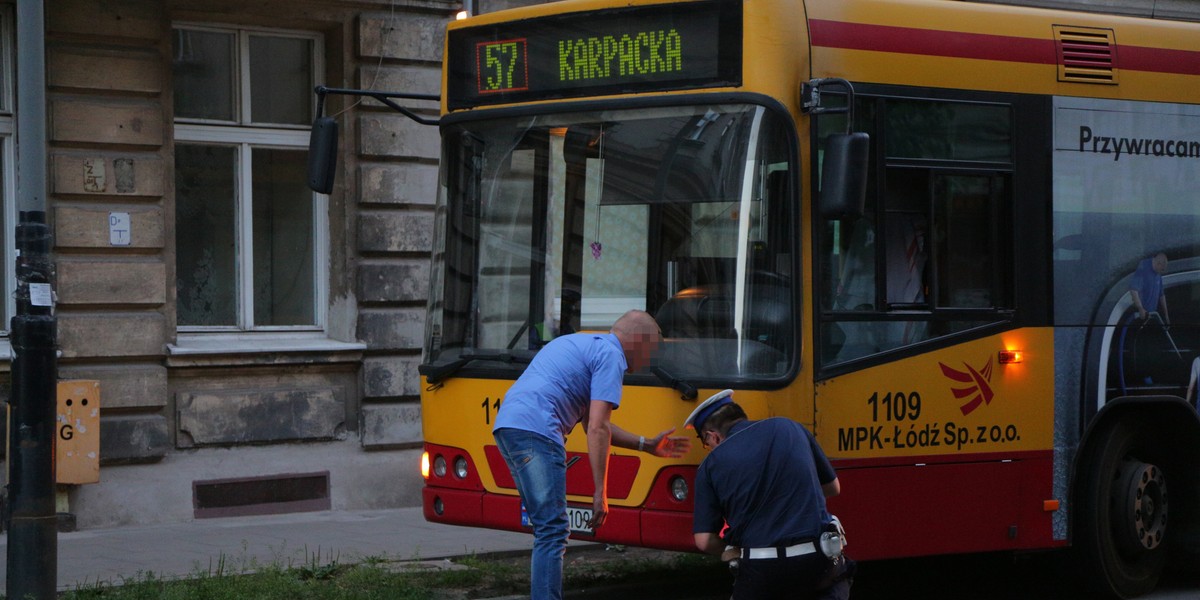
left=567, top=506, right=594, bottom=534
left=520, top=504, right=594, bottom=535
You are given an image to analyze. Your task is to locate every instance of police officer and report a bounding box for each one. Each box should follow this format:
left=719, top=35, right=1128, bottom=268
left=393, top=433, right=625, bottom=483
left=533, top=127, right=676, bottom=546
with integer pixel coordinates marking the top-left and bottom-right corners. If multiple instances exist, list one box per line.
left=687, top=389, right=852, bottom=600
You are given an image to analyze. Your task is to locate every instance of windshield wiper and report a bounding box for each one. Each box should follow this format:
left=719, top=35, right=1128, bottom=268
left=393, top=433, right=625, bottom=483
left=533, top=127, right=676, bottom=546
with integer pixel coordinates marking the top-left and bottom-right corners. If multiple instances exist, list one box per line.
left=652, top=366, right=698, bottom=400
left=419, top=351, right=533, bottom=386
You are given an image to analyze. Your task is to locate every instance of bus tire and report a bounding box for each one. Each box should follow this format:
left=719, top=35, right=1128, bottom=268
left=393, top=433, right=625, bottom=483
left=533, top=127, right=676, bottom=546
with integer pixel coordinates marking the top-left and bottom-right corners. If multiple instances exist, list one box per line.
left=1076, top=418, right=1168, bottom=598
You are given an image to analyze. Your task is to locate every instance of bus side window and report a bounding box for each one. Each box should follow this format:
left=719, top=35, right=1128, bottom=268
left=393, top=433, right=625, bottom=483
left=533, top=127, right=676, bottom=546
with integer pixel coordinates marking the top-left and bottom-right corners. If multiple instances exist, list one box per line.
left=817, top=94, right=1015, bottom=371
left=836, top=217, right=876, bottom=311
left=883, top=168, right=930, bottom=309
left=933, top=174, right=1008, bottom=309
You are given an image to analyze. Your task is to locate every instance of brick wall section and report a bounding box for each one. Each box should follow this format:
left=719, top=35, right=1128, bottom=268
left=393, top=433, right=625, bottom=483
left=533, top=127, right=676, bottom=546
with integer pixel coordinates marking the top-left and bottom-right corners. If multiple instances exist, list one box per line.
left=354, top=9, right=451, bottom=449
left=47, top=0, right=172, bottom=463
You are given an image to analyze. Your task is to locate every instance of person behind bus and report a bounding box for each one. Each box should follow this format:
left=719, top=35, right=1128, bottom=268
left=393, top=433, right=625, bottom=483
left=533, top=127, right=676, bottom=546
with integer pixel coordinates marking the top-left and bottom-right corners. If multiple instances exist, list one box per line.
left=688, top=389, right=852, bottom=600
left=492, top=309, right=691, bottom=600
left=1119, top=252, right=1169, bottom=391
left=1130, top=252, right=1169, bottom=323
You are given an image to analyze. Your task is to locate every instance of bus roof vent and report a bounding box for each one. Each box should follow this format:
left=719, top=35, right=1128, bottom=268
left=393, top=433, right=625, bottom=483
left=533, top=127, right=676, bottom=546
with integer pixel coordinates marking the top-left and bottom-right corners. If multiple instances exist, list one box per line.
left=1054, top=26, right=1118, bottom=85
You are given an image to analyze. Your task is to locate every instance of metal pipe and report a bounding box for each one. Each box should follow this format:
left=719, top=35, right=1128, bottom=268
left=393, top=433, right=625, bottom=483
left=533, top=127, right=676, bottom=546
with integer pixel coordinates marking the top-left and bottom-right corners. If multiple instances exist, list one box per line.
left=16, top=0, right=46, bottom=214
left=8, top=1, right=58, bottom=598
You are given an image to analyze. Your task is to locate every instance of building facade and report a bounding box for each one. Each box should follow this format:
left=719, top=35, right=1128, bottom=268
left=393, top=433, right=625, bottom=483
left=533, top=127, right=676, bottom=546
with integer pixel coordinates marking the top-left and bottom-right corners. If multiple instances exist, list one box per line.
left=5, top=0, right=470, bottom=529
left=0, top=0, right=1195, bottom=530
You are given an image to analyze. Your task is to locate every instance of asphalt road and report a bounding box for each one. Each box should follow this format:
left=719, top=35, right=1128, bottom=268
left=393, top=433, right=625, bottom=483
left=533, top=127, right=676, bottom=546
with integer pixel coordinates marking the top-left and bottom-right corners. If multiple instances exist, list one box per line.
left=569, top=550, right=1200, bottom=599
left=847, top=551, right=1200, bottom=599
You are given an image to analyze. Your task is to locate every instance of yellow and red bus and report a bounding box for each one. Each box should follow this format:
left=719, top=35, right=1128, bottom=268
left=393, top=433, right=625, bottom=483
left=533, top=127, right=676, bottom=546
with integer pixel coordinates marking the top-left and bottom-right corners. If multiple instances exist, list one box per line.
left=418, top=0, right=1200, bottom=596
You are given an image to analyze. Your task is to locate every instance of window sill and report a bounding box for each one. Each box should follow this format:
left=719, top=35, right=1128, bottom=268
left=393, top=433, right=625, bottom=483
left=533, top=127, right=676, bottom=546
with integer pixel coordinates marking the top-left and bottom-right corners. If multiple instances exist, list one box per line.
left=167, top=333, right=366, bottom=368
left=0, top=339, right=12, bottom=370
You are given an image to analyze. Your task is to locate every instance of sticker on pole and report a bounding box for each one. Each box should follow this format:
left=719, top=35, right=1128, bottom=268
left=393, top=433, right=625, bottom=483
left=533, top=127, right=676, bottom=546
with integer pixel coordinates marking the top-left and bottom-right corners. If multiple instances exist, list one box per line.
left=30, top=283, right=52, bottom=307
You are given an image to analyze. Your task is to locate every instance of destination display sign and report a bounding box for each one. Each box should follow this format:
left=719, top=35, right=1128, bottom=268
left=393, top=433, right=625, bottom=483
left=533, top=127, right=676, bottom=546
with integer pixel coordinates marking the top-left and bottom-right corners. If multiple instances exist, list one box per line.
left=446, top=1, right=742, bottom=109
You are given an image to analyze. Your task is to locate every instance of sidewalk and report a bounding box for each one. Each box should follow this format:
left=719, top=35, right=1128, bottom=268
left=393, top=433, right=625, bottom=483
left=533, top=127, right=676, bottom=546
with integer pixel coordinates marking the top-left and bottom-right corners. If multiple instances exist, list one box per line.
left=0, top=507, right=587, bottom=592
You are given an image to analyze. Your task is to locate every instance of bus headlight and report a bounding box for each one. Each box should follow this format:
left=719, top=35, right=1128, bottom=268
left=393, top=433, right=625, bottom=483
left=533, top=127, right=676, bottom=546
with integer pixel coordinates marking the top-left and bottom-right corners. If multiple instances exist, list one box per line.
left=433, top=455, right=448, bottom=478
left=670, top=476, right=689, bottom=501
left=454, top=456, right=469, bottom=479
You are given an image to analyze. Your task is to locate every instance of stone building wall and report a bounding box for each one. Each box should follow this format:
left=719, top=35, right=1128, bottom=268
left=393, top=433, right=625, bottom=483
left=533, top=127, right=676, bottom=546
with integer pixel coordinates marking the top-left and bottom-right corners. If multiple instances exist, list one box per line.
left=48, top=1, right=173, bottom=464
left=32, top=0, right=457, bottom=528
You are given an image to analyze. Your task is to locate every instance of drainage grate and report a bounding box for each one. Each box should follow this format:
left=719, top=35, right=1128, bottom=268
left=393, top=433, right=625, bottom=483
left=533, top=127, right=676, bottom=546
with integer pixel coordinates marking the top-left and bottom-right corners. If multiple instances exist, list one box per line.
left=193, top=471, right=331, bottom=519
left=1054, top=25, right=1118, bottom=84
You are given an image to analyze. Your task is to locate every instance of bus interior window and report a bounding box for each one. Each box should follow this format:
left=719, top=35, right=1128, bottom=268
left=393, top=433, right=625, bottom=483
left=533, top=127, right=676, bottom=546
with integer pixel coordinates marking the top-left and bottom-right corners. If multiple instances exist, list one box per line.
left=884, top=169, right=930, bottom=309
left=836, top=216, right=877, bottom=311
left=933, top=174, right=1007, bottom=310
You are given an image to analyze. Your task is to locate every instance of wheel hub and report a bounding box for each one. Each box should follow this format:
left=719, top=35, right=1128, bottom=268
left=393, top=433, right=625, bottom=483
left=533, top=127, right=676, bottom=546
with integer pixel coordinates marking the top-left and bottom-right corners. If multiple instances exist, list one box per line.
left=1114, top=460, right=1168, bottom=554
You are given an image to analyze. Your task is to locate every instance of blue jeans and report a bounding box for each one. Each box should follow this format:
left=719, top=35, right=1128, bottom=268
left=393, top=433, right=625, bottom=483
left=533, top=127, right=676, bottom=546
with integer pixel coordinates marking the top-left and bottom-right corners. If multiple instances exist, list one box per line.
left=494, top=428, right=569, bottom=600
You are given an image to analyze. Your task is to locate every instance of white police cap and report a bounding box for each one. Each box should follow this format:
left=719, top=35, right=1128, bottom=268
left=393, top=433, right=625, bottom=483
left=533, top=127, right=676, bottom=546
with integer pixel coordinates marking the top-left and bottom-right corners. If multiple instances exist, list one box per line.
left=684, top=389, right=734, bottom=431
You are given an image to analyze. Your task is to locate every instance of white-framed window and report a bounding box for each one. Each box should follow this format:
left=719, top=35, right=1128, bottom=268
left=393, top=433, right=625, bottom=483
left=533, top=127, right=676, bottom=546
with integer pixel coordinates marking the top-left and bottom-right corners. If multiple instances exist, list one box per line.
left=172, top=24, right=326, bottom=332
left=0, top=7, right=16, bottom=335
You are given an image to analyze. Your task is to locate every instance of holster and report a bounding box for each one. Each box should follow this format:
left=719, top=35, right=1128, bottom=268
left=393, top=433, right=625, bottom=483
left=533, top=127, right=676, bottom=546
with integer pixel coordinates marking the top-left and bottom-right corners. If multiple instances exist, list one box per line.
left=817, top=517, right=846, bottom=560
left=814, top=516, right=854, bottom=594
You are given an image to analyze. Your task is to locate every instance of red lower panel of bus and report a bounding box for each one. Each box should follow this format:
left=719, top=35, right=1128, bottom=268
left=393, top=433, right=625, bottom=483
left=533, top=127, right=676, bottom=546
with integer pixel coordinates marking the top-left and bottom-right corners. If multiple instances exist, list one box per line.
left=826, top=451, right=1065, bottom=560
left=422, top=486, right=697, bottom=552
left=423, top=442, right=1063, bottom=560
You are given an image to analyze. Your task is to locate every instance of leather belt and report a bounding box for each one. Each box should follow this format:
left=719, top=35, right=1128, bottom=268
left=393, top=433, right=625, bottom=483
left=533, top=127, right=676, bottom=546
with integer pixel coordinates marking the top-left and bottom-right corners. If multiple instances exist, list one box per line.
left=741, top=541, right=817, bottom=560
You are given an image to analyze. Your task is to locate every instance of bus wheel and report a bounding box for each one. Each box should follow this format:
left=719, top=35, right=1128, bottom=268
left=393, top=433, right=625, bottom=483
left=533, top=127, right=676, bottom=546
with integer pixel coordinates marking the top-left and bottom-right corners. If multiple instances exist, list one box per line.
left=1077, top=420, right=1168, bottom=598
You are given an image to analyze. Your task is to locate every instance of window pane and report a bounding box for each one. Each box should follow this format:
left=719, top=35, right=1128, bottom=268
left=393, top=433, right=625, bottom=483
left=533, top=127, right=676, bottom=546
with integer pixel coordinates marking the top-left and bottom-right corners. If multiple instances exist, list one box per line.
left=886, top=100, right=1011, bottom=162
left=884, top=169, right=929, bottom=307
left=252, top=148, right=315, bottom=326
left=176, top=145, right=237, bottom=326
left=832, top=218, right=876, bottom=311
left=477, top=146, right=535, bottom=349
left=935, top=175, right=1006, bottom=308
left=0, top=143, right=6, bottom=325
left=431, top=105, right=794, bottom=381
left=173, top=29, right=235, bottom=121
left=249, top=36, right=313, bottom=125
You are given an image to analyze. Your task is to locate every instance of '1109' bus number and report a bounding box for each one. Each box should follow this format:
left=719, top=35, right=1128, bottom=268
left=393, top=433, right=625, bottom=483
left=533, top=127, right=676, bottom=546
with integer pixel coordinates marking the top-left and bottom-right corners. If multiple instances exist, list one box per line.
left=868, top=391, right=921, bottom=422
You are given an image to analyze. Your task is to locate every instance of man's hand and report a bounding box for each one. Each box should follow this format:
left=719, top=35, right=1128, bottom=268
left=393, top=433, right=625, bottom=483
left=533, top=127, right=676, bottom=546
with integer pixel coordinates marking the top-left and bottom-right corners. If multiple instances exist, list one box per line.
left=586, top=401, right=613, bottom=530
left=648, top=427, right=691, bottom=457
left=587, top=494, right=609, bottom=530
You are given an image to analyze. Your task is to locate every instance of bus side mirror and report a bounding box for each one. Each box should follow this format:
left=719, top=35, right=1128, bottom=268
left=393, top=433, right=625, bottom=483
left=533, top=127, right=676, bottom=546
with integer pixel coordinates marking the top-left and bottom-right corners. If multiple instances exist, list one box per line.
left=307, top=116, right=338, bottom=194
left=819, top=132, right=869, bottom=220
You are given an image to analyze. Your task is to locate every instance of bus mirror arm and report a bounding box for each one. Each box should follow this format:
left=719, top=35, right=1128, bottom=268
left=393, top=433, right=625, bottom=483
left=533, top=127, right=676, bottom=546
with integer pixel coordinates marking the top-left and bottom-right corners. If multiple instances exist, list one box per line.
left=652, top=366, right=699, bottom=400
left=306, top=85, right=441, bottom=194
left=801, top=78, right=855, bottom=124
left=802, top=79, right=870, bottom=220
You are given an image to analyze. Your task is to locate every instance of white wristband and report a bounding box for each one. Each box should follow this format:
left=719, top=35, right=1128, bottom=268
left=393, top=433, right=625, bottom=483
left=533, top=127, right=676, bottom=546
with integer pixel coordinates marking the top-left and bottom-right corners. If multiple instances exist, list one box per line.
left=638, top=436, right=645, bottom=452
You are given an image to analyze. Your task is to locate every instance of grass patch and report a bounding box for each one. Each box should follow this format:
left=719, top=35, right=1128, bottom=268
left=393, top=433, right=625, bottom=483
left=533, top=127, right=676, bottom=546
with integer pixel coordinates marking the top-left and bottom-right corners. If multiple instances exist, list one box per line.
left=44, top=547, right=724, bottom=600
left=564, top=547, right=719, bottom=588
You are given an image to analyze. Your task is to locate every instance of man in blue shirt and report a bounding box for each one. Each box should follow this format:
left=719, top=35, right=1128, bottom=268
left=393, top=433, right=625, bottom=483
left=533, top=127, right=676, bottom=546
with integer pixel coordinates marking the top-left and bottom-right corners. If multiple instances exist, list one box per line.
left=1118, top=252, right=1170, bottom=393
left=1130, top=253, right=1168, bottom=322
left=688, top=389, right=850, bottom=599
left=493, top=309, right=691, bottom=600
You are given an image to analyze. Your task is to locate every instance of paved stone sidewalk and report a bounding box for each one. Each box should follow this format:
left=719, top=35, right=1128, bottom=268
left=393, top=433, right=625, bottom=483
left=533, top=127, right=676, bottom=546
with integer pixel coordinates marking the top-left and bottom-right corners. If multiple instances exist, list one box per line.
left=0, top=507, right=574, bottom=592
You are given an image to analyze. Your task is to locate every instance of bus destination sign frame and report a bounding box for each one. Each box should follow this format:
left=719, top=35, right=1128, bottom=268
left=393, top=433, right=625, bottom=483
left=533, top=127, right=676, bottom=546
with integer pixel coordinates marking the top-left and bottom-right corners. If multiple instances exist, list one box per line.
left=447, top=0, right=743, bottom=110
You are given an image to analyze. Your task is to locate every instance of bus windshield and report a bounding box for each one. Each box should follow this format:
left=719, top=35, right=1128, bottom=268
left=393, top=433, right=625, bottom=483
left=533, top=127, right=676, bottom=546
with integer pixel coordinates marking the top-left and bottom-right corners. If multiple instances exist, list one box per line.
left=428, top=103, right=796, bottom=383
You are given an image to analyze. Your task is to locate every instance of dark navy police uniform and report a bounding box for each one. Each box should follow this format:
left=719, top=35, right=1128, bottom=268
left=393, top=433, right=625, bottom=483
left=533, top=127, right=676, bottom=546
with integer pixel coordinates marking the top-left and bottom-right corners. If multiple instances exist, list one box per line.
left=693, top=417, right=843, bottom=599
